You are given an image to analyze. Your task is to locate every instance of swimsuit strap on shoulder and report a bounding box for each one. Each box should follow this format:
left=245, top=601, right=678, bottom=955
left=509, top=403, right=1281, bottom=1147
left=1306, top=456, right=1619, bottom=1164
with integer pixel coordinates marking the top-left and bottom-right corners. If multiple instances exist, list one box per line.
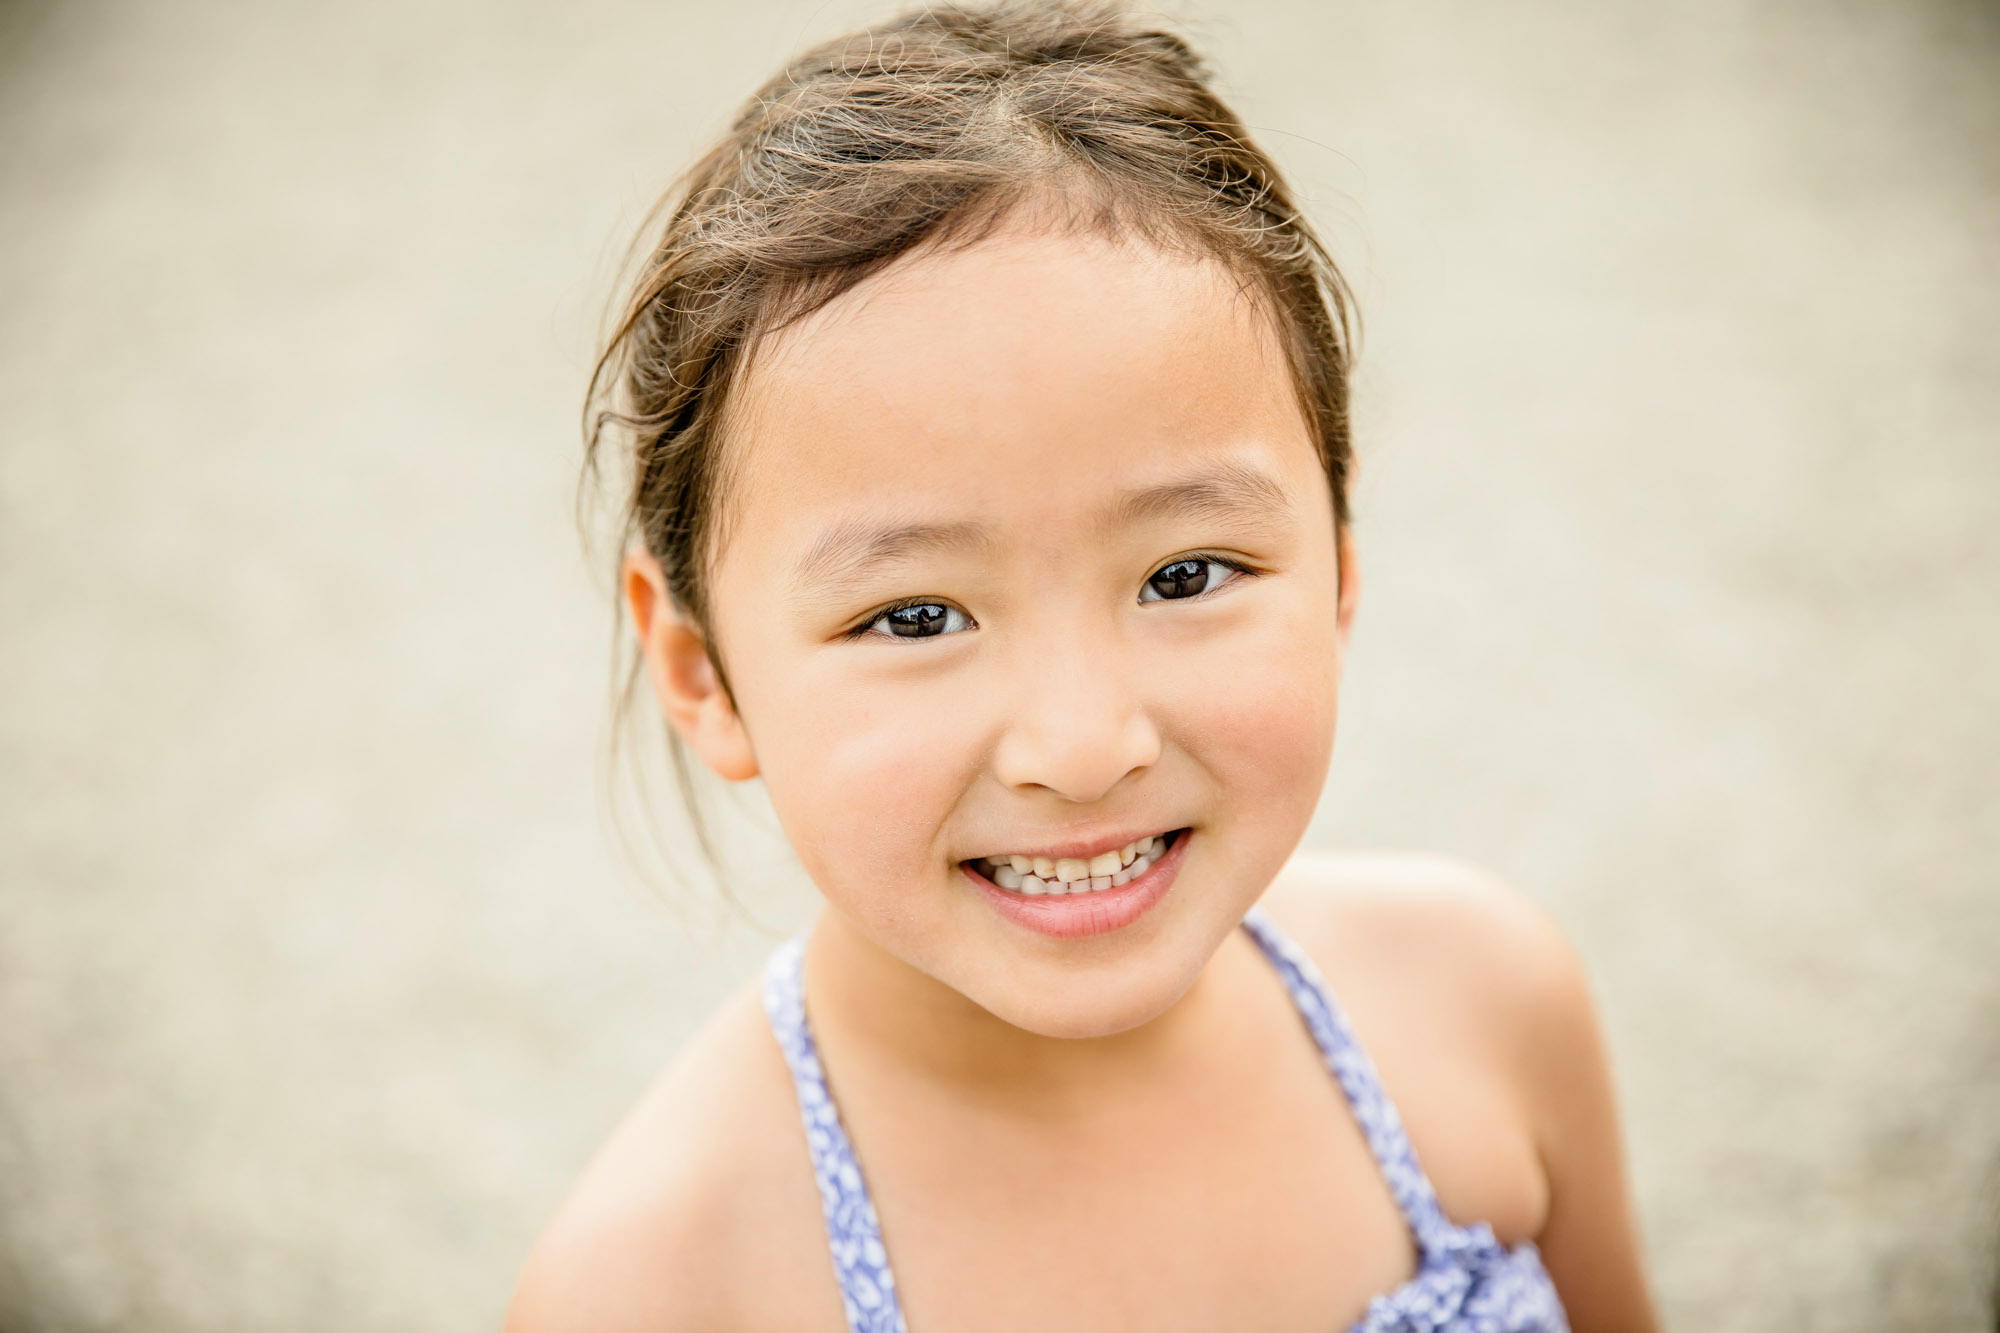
left=762, top=940, right=909, bottom=1333
left=1239, top=904, right=1461, bottom=1258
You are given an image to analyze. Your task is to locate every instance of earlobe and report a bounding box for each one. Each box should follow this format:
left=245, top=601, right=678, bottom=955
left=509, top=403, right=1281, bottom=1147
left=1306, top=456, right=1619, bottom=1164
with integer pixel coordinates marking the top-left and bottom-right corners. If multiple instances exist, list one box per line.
left=622, top=550, right=759, bottom=783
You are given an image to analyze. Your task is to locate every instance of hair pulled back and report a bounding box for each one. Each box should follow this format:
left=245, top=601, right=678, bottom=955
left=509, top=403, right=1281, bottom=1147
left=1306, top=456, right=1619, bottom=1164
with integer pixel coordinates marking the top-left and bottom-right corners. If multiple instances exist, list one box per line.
left=584, top=0, right=1356, bottom=869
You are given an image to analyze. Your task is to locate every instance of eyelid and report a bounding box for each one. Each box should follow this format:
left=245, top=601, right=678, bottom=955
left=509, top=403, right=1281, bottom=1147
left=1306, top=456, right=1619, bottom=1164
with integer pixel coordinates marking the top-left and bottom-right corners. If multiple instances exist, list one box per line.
left=1152, top=551, right=1256, bottom=577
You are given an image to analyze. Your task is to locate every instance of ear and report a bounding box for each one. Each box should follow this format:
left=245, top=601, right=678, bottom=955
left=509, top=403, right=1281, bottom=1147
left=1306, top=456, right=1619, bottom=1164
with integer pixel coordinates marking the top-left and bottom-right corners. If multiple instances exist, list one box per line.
left=623, top=549, right=759, bottom=782
left=1333, top=524, right=1361, bottom=668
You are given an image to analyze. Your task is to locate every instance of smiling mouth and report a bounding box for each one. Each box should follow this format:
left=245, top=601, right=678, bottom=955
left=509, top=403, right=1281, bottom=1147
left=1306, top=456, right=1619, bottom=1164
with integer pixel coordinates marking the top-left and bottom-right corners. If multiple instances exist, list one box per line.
left=964, top=830, right=1187, bottom=896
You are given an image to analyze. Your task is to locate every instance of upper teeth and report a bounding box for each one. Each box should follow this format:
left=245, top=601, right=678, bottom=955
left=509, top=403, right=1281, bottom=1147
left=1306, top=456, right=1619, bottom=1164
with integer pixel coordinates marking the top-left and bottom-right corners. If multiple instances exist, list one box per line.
left=976, top=834, right=1170, bottom=895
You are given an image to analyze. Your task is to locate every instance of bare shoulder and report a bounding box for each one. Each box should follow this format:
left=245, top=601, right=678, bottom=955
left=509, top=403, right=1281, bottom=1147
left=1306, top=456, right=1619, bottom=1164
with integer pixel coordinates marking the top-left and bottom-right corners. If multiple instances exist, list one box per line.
left=503, top=978, right=834, bottom=1333
left=1261, top=848, right=1593, bottom=1060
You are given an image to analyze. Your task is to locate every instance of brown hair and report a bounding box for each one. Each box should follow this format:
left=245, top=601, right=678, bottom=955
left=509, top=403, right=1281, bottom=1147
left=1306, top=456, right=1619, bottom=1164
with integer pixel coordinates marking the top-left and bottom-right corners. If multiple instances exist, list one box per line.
left=583, top=0, right=1356, bottom=872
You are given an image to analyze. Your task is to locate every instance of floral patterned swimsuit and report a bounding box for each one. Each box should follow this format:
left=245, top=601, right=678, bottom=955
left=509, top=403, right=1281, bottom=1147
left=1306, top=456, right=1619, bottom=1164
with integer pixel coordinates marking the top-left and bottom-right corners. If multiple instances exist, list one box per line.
left=760, top=904, right=1570, bottom=1333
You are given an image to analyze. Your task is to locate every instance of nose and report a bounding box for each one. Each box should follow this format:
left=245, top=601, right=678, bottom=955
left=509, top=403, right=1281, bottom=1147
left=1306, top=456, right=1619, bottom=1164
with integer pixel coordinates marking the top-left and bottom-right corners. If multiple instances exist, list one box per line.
left=990, top=642, right=1161, bottom=804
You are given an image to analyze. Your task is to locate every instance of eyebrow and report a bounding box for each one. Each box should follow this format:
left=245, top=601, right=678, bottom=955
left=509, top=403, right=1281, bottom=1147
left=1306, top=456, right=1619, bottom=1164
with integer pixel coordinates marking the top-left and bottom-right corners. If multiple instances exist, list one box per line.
left=1101, top=461, right=1294, bottom=532
left=791, top=518, right=995, bottom=601
left=789, top=462, right=1294, bottom=600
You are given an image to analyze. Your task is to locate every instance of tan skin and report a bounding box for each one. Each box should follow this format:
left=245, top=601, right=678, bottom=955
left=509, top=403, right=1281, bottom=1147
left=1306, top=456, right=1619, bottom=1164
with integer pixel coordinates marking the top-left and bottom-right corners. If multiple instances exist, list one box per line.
left=507, top=215, right=1657, bottom=1332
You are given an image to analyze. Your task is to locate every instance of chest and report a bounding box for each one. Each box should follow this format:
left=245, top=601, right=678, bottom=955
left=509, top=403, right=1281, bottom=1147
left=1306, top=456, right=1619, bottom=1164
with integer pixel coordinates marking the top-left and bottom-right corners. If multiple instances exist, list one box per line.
left=863, top=1055, right=1416, bottom=1333
left=743, top=964, right=1547, bottom=1332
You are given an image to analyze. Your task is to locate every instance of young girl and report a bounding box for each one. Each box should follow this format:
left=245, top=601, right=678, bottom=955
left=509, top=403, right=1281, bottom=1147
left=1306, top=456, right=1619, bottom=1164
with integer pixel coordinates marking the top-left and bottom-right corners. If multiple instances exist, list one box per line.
left=509, top=4, right=1657, bottom=1329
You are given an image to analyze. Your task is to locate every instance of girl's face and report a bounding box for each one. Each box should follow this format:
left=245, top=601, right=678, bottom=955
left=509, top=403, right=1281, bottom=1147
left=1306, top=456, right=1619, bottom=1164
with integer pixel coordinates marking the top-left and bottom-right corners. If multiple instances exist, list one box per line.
left=636, top=221, right=1357, bottom=1039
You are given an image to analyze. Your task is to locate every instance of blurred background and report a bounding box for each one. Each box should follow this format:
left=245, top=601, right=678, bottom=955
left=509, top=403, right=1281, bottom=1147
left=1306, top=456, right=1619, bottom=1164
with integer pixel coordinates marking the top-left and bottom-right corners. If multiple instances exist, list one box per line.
left=3, top=0, right=1997, bottom=1328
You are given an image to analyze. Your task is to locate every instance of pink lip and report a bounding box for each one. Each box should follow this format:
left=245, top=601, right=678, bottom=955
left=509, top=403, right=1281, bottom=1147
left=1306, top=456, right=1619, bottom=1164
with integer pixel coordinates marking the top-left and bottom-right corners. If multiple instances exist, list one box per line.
left=961, top=830, right=1191, bottom=939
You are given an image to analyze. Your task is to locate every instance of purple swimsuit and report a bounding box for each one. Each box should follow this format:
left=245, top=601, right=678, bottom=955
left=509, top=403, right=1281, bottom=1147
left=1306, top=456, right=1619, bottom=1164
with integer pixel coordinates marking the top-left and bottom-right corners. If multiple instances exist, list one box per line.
left=761, top=904, right=1570, bottom=1332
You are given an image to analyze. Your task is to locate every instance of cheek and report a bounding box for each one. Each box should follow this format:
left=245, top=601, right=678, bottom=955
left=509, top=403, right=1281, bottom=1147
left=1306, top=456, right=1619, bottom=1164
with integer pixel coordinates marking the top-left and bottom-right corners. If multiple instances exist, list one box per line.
left=751, top=673, right=981, bottom=903
left=1173, top=595, right=1341, bottom=834
left=705, top=562, right=977, bottom=902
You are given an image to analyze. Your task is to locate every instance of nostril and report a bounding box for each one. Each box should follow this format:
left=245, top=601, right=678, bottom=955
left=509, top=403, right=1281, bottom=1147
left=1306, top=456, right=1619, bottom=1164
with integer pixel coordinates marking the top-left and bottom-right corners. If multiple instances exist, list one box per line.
left=988, top=703, right=1163, bottom=805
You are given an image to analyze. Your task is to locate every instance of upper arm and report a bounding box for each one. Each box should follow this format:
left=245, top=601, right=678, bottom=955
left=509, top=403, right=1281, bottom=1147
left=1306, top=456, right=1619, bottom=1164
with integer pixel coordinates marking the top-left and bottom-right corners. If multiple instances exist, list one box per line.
left=1409, top=856, right=1659, bottom=1333
left=1496, top=893, right=1659, bottom=1333
left=503, top=985, right=798, bottom=1333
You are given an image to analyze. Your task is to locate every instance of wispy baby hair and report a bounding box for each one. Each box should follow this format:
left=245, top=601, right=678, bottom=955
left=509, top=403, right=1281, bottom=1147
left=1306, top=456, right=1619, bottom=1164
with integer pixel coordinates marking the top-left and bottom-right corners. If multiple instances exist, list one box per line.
left=584, top=0, right=1357, bottom=870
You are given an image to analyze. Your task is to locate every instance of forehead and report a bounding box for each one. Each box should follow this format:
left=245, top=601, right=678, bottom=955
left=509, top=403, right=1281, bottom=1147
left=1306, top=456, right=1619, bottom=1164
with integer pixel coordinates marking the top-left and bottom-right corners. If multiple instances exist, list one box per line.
left=719, top=223, right=1319, bottom=554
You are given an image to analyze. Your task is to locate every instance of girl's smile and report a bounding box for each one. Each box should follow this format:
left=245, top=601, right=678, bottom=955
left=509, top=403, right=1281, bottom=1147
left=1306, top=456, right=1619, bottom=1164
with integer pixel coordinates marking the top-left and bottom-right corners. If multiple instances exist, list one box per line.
left=961, top=827, right=1191, bottom=938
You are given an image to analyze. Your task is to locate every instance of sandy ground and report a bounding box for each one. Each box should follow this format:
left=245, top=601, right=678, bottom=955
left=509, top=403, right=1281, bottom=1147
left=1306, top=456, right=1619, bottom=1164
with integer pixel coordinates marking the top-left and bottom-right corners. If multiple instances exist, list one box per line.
left=2, top=1, right=1997, bottom=1329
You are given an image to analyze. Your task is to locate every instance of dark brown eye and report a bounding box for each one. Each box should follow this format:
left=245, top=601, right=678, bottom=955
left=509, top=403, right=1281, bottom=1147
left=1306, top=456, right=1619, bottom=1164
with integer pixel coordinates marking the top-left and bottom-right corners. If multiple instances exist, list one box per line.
left=1145, top=559, right=1210, bottom=600
left=886, top=604, right=949, bottom=636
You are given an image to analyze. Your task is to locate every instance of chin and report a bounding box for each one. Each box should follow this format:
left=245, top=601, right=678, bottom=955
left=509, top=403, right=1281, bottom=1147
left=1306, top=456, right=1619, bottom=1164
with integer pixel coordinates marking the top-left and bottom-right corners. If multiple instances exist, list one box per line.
left=966, top=946, right=1211, bottom=1041
left=1007, top=1001, right=1173, bottom=1041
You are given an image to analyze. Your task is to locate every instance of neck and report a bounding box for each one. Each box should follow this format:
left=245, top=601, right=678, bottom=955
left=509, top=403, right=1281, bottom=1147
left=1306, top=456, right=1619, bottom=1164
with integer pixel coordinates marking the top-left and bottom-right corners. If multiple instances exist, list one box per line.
left=800, top=905, right=1263, bottom=1106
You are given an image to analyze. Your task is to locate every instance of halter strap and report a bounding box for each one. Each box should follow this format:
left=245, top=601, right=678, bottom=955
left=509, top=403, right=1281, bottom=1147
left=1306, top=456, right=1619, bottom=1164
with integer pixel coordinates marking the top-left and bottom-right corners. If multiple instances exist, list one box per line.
left=762, top=939, right=908, bottom=1333
left=1238, top=904, right=1459, bottom=1256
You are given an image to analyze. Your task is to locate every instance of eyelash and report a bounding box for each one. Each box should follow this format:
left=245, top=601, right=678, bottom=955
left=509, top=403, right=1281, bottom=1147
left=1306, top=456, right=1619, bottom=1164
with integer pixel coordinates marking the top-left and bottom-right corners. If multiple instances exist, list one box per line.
left=843, top=553, right=1257, bottom=642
